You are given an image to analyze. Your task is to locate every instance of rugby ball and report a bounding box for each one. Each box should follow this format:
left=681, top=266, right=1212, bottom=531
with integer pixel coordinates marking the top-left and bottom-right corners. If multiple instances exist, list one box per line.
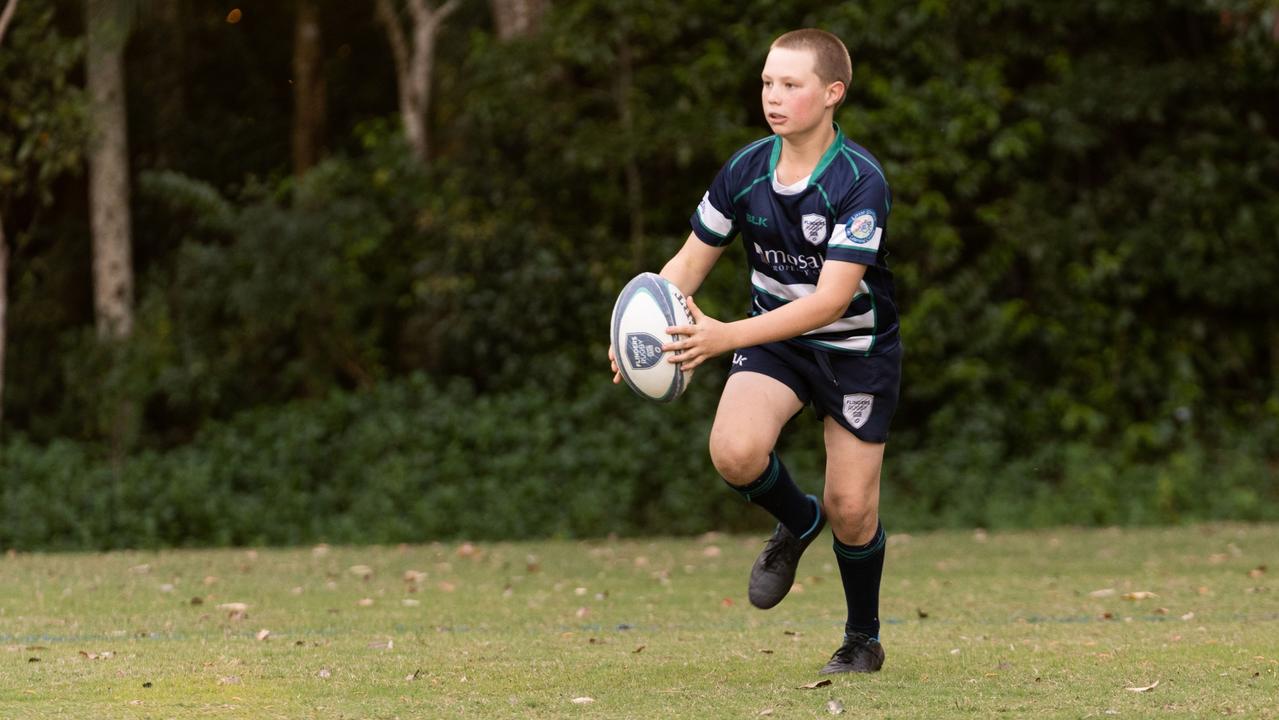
left=610, top=272, right=695, bottom=402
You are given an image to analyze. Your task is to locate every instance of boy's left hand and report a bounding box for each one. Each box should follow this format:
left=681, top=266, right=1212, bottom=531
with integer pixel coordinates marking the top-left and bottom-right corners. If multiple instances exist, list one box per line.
left=664, top=296, right=731, bottom=371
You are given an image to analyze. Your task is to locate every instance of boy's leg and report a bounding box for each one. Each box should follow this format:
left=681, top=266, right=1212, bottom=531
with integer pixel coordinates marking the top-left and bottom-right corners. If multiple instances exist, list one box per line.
left=820, top=417, right=888, bottom=674
left=709, top=370, right=824, bottom=608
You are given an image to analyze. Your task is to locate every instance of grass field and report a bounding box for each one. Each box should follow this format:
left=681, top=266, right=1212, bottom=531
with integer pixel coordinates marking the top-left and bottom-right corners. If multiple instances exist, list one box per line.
left=2, top=524, right=1277, bottom=719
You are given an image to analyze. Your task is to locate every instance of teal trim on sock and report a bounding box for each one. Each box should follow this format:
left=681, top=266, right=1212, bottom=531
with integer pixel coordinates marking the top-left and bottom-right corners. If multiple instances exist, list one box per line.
left=798, top=496, right=823, bottom=540
left=832, top=524, right=885, bottom=561
left=732, top=453, right=780, bottom=502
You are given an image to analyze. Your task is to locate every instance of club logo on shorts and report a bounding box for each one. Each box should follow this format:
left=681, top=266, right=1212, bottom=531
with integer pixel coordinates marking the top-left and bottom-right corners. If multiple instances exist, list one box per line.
left=626, top=333, right=665, bottom=369
left=801, top=214, right=828, bottom=245
left=846, top=210, right=877, bottom=244
left=842, top=393, right=874, bottom=430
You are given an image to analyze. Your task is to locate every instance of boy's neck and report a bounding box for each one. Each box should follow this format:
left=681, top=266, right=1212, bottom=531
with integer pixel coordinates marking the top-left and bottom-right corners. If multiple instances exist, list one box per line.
left=776, top=121, right=837, bottom=181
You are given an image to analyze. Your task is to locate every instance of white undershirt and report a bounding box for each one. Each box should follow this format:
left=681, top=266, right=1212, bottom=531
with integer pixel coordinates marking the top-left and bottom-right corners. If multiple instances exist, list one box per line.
left=771, top=172, right=811, bottom=195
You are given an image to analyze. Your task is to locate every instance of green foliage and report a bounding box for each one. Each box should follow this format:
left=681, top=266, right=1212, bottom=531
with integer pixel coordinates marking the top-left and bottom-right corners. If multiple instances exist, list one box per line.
left=2, top=1, right=1277, bottom=547
left=0, top=3, right=85, bottom=207
left=0, top=372, right=744, bottom=549
left=3, top=373, right=1276, bottom=551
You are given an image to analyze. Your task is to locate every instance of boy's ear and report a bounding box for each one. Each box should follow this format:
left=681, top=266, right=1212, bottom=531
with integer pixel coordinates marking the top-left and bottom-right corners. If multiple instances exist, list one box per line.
left=825, top=80, right=846, bottom=108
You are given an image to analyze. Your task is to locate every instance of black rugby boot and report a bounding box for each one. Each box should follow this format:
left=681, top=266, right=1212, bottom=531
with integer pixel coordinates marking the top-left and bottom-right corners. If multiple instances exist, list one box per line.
left=747, top=505, right=825, bottom=609
left=819, top=632, right=886, bottom=674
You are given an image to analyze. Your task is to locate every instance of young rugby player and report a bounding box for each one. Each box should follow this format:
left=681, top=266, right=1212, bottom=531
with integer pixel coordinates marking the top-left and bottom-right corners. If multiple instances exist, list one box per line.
left=610, top=28, right=900, bottom=674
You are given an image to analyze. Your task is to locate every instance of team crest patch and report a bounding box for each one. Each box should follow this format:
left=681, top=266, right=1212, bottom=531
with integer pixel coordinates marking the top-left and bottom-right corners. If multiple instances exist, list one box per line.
left=801, top=214, right=827, bottom=245
left=626, top=333, right=665, bottom=369
left=846, top=210, right=877, bottom=244
left=842, top=393, right=874, bottom=430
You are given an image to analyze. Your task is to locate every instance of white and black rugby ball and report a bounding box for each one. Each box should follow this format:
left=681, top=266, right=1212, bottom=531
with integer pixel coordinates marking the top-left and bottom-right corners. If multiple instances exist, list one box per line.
left=610, top=272, right=695, bottom=402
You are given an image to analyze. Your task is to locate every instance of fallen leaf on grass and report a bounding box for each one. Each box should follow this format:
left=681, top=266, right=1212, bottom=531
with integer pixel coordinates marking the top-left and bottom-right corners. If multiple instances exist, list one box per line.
left=917, top=608, right=929, bottom=619
left=78, top=650, right=114, bottom=660
left=721, top=598, right=734, bottom=607
left=632, top=645, right=646, bottom=654
left=1122, top=591, right=1157, bottom=601
left=758, top=710, right=774, bottom=717
left=403, top=570, right=428, bottom=584
left=1089, top=588, right=1116, bottom=598
left=217, top=675, right=241, bottom=685
left=317, top=668, right=332, bottom=679
left=357, top=598, right=375, bottom=607
left=349, top=565, right=373, bottom=580
left=798, top=679, right=832, bottom=690
left=402, top=599, right=421, bottom=607
left=438, top=581, right=456, bottom=593
left=1249, top=565, right=1267, bottom=579
left=405, top=668, right=421, bottom=681
left=575, top=607, right=590, bottom=619
left=826, top=698, right=845, bottom=714
left=368, top=639, right=393, bottom=650
left=703, top=546, right=722, bottom=558
left=571, top=696, right=594, bottom=704
left=1126, top=680, right=1160, bottom=692
left=255, top=629, right=271, bottom=641
left=758, top=649, right=774, bottom=654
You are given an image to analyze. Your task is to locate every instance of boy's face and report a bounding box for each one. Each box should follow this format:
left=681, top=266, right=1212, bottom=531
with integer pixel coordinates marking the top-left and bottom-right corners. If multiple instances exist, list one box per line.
left=760, top=46, right=842, bottom=138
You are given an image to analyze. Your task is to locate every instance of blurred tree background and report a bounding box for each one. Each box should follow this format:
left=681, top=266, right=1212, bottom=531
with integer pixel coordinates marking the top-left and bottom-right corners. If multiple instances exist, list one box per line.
left=1, top=0, right=1277, bottom=549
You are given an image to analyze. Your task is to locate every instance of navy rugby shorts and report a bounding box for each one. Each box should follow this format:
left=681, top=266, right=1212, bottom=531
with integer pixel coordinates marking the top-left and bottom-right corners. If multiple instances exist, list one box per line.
left=727, top=339, right=902, bottom=443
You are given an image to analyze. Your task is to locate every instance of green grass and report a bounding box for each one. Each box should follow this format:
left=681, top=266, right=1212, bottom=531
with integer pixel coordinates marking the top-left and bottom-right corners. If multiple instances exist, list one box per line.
left=2, top=524, right=1277, bottom=719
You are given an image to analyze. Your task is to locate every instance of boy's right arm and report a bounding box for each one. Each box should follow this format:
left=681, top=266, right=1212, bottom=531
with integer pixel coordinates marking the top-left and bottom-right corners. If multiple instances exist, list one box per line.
left=609, top=232, right=726, bottom=384
left=660, top=231, right=727, bottom=297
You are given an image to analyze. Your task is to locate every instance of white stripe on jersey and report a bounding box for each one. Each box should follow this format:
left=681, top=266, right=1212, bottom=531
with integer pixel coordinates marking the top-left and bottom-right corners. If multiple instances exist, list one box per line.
left=697, top=192, right=734, bottom=237
left=751, top=270, right=869, bottom=305
left=800, top=335, right=875, bottom=353
left=829, top=225, right=883, bottom=253
left=809, top=307, right=876, bottom=335
left=750, top=272, right=875, bottom=336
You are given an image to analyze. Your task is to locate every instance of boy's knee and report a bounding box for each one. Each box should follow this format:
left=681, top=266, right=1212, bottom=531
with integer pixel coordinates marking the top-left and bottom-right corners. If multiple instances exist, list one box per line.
left=823, top=488, right=878, bottom=541
left=708, top=434, right=770, bottom=486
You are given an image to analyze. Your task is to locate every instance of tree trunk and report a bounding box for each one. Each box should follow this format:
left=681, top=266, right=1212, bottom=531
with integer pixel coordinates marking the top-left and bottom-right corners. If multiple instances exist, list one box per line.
left=489, top=0, right=546, bottom=40
left=0, top=0, right=15, bottom=430
left=86, top=0, right=134, bottom=341
left=375, top=0, right=459, bottom=164
left=0, top=215, right=8, bottom=429
left=292, top=0, right=326, bottom=176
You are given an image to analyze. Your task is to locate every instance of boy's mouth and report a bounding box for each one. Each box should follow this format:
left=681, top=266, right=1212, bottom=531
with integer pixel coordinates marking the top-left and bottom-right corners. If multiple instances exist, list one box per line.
left=767, top=113, right=787, bottom=123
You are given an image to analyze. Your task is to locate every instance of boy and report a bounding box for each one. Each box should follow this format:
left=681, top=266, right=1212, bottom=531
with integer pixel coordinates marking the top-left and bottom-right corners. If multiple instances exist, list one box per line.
left=610, top=29, right=900, bottom=674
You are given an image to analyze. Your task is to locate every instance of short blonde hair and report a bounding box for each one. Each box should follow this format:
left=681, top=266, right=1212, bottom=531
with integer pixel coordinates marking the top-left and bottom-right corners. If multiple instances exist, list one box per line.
left=771, top=29, right=852, bottom=107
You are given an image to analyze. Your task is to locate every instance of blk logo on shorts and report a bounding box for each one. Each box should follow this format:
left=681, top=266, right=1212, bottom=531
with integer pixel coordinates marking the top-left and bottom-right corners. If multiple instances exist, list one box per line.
left=731, top=353, right=747, bottom=367
left=842, top=393, right=874, bottom=430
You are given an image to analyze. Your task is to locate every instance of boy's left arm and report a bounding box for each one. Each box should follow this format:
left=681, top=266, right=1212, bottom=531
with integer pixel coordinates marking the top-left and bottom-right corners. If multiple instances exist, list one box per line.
left=664, top=260, right=866, bottom=371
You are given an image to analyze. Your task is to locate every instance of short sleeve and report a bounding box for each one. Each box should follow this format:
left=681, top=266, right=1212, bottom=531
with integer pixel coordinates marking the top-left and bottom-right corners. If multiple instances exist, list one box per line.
left=689, top=160, right=739, bottom=247
left=827, top=173, right=891, bottom=265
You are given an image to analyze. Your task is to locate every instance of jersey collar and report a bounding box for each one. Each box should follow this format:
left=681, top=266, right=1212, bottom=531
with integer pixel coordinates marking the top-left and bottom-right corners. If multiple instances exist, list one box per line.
left=767, top=123, right=846, bottom=185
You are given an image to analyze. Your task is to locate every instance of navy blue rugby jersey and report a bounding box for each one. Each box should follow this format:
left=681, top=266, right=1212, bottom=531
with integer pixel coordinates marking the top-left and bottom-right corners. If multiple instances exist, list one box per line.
left=689, top=124, right=898, bottom=356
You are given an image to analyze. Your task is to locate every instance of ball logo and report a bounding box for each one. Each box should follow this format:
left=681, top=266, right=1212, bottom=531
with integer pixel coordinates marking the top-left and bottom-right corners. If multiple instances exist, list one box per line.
left=846, top=210, right=877, bottom=244
left=842, top=393, right=874, bottom=430
left=626, top=333, right=665, bottom=369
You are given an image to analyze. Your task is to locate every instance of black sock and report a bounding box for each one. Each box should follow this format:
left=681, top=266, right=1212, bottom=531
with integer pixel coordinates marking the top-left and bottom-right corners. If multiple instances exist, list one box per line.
left=725, top=452, right=821, bottom=539
left=833, top=522, right=886, bottom=639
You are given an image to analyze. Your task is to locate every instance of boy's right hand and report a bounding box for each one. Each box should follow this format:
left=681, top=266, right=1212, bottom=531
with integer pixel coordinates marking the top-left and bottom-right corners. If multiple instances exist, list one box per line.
left=608, top=345, right=621, bottom=384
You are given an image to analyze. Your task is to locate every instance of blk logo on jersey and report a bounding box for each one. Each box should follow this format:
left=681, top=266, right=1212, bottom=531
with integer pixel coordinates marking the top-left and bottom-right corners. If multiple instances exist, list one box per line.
left=626, top=333, right=665, bottom=369
left=842, top=393, right=874, bottom=430
left=847, top=210, right=877, bottom=244
left=801, top=214, right=827, bottom=245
